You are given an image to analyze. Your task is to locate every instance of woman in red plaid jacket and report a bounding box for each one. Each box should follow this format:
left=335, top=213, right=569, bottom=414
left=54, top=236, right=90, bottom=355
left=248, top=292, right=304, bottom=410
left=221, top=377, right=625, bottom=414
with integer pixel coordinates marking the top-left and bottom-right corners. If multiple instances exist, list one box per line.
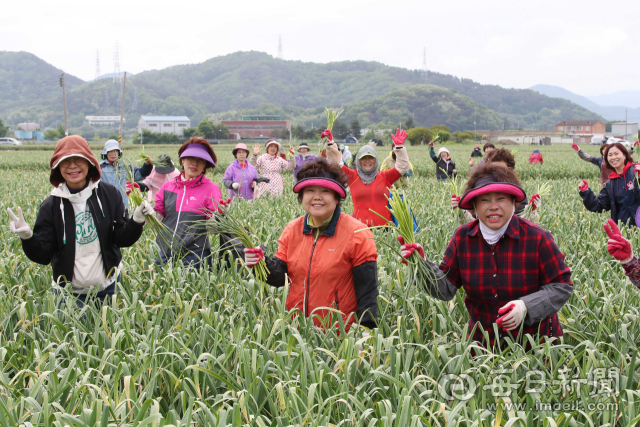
left=400, top=163, right=573, bottom=347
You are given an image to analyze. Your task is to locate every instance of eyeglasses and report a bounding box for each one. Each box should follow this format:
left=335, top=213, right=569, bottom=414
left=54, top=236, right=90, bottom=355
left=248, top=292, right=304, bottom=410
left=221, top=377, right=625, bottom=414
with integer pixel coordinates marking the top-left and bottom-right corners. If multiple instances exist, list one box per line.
left=59, top=157, right=88, bottom=167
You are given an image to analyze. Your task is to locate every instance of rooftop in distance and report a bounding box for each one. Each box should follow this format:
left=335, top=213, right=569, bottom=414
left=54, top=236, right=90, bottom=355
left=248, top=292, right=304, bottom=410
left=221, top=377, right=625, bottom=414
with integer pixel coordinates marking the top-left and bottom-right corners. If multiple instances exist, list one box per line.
left=140, top=116, right=190, bottom=121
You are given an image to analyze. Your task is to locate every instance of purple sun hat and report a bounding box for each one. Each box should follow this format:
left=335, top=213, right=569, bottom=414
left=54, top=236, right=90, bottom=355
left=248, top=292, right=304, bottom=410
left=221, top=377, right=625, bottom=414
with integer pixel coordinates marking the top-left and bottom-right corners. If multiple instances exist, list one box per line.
left=179, top=143, right=216, bottom=168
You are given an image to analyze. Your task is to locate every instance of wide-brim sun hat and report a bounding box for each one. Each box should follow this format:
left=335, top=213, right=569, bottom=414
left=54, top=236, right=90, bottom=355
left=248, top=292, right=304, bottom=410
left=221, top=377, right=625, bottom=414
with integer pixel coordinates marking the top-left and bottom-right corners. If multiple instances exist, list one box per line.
left=265, top=140, right=281, bottom=151
left=155, top=154, right=176, bottom=174
left=179, top=143, right=216, bottom=169
left=293, top=173, right=347, bottom=198
left=101, top=139, right=122, bottom=159
left=458, top=176, right=526, bottom=210
left=437, top=147, right=450, bottom=156
left=232, top=143, right=249, bottom=157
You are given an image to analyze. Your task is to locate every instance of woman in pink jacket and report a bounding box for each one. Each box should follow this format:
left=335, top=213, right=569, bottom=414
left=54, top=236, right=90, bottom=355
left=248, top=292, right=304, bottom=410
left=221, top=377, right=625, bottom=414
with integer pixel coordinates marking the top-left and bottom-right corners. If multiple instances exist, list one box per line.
left=154, top=138, right=222, bottom=269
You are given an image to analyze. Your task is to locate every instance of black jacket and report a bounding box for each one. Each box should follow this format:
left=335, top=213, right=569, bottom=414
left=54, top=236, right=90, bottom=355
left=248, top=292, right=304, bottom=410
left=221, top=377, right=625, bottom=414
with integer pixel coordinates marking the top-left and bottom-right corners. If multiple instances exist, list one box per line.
left=430, top=147, right=457, bottom=180
left=580, top=162, right=640, bottom=226
left=21, top=181, right=144, bottom=286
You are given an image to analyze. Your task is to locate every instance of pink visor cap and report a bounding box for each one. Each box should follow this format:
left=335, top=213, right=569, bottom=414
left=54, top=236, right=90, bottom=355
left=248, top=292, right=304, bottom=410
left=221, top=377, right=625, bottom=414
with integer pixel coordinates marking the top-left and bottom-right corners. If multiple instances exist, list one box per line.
left=458, top=176, right=526, bottom=210
left=293, top=175, right=347, bottom=198
left=180, top=143, right=215, bottom=168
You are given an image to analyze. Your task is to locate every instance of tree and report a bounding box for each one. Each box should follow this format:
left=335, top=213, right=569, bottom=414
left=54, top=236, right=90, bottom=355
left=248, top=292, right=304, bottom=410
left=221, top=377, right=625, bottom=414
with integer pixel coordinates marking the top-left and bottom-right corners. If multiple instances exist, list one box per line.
left=212, top=123, right=230, bottom=139
left=183, top=127, right=198, bottom=139
left=93, top=133, right=101, bottom=143
left=108, top=134, right=119, bottom=140
left=44, top=124, right=67, bottom=141
left=350, top=118, right=361, bottom=138
left=431, top=125, right=451, bottom=133
left=403, top=116, right=415, bottom=130
left=406, top=127, right=433, bottom=146
left=332, top=120, right=349, bottom=140
left=0, top=119, right=9, bottom=137
left=196, top=120, right=217, bottom=139
left=434, top=130, right=450, bottom=143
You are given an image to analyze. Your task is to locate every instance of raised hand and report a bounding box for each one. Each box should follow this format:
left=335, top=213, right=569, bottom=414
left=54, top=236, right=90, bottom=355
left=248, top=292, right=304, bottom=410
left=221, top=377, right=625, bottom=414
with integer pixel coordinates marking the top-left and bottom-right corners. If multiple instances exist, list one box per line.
left=7, top=207, right=33, bottom=239
left=253, top=144, right=261, bottom=155
left=429, top=141, right=434, bottom=147
left=390, top=129, right=407, bottom=147
left=604, top=218, right=634, bottom=263
left=571, top=142, right=579, bottom=151
left=578, top=180, right=588, bottom=192
left=320, top=129, right=334, bottom=143
left=530, top=193, right=541, bottom=211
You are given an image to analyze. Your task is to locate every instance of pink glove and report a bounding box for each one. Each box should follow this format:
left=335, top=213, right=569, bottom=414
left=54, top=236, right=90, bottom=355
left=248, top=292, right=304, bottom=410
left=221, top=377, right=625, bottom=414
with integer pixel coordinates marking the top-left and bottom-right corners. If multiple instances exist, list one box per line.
left=217, top=198, right=231, bottom=214
left=603, top=218, right=634, bottom=263
left=571, top=142, right=579, bottom=151
left=530, top=194, right=541, bottom=211
left=125, top=181, right=140, bottom=195
left=391, top=129, right=407, bottom=146
left=320, top=129, right=334, bottom=142
left=244, top=247, right=264, bottom=268
left=578, top=180, right=588, bottom=192
left=429, top=141, right=434, bottom=147
left=496, top=300, right=527, bottom=331
left=451, top=194, right=461, bottom=210
left=634, top=163, right=640, bottom=175
left=398, top=236, right=425, bottom=265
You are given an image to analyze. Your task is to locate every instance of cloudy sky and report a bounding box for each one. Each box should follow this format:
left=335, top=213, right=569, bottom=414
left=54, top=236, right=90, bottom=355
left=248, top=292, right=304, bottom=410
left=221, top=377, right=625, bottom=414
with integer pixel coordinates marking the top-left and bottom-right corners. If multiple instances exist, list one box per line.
left=3, top=0, right=638, bottom=96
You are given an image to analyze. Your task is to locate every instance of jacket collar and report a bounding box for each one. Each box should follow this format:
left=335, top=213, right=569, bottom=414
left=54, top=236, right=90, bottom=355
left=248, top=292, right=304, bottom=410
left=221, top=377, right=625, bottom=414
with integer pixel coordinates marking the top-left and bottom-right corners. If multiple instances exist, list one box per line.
left=608, top=162, right=633, bottom=179
left=174, top=172, right=206, bottom=187
left=468, top=215, right=521, bottom=240
left=302, top=206, right=341, bottom=237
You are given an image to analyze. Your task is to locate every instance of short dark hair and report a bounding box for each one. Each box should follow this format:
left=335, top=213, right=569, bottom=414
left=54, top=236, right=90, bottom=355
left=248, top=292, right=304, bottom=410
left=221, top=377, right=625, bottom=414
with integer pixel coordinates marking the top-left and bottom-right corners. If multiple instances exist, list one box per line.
left=463, top=161, right=522, bottom=195
left=296, top=158, right=348, bottom=206
left=483, top=142, right=495, bottom=152
left=486, top=148, right=516, bottom=169
left=603, top=142, right=633, bottom=170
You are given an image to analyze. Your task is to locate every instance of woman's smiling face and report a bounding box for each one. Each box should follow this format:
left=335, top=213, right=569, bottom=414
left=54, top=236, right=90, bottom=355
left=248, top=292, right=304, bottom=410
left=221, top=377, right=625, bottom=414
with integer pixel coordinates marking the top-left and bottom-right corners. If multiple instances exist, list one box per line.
left=475, top=192, right=515, bottom=231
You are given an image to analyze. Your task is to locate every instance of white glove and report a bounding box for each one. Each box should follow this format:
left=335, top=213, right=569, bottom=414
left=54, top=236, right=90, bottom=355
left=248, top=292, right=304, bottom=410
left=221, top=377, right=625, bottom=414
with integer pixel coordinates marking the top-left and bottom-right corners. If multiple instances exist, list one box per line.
left=232, top=182, right=241, bottom=190
left=244, top=247, right=264, bottom=268
left=133, top=201, right=155, bottom=224
left=497, top=300, right=527, bottom=331
left=7, top=207, right=33, bottom=239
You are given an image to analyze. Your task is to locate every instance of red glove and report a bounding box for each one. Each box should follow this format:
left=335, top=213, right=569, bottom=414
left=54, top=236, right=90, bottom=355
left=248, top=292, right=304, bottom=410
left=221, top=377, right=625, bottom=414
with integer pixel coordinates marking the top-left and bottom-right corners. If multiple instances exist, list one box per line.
left=530, top=194, right=541, bottom=211
left=320, top=129, right=333, bottom=142
left=634, top=163, right=640, bottom=175
left=288, top=147, right=295, bottom=155
left=571, top=142, right=579, bottom=151
left=125, top=181, right=140, bottom=195
left=398, top=236, right=425, bottom=265
left=451, top=194, right=461, bottom=210
left=244, top=247, right=264, bottom=268
left=217, top=198, right=231, bottom=214
left=603, top=218, right=634, bottom=263
left=429, top=141, right=434, bottom=147
left=578, top=180, right=588, bottom=192
left=391, top=129, right=407, bottom=146
left=635, top=140, right=639, bottom=147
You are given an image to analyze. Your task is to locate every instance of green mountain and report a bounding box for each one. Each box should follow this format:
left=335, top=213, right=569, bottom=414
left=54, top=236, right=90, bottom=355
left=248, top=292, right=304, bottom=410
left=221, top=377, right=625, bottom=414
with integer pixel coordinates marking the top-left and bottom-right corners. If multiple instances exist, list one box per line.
left=0, top=50, right=604, bottom=131
left=0, top=51, right=84, bottom=112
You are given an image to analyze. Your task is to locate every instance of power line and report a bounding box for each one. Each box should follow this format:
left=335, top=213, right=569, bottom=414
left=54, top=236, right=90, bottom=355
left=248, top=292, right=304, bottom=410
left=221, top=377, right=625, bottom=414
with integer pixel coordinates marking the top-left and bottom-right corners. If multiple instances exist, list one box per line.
left=113, top=41, right=122, bottom=84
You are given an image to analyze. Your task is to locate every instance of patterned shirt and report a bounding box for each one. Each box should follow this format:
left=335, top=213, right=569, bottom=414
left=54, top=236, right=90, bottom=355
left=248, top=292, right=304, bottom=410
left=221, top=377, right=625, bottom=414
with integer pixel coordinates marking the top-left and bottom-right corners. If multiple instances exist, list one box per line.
left=432, top=216, right=573, bottom=345
left=623, top=257, right=640, bottom=288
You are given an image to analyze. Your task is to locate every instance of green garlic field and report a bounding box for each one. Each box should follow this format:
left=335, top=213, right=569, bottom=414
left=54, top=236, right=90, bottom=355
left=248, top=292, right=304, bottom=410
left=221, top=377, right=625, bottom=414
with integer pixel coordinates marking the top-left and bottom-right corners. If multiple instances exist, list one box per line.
left=1, top=143, right=639, bottom=426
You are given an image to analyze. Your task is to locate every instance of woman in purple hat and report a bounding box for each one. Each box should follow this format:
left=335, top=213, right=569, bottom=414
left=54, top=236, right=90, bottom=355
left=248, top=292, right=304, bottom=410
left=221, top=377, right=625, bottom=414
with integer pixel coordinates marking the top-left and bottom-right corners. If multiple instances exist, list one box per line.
left=398, top=163, right=573, bottom=348
left=293, top=142, right=318, bottom=182
left=153, top=137, right=222, bottom=269
left=250, top=139, right=295, bottom=198
left=223, top=143, right=259, bottom=201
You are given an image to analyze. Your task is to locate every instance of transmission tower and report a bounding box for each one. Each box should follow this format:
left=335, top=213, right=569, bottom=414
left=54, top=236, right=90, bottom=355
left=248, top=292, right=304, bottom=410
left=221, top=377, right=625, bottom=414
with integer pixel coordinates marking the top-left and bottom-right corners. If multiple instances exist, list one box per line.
left=95, top=50, right=101, bottom=80
left=113, top=41, right=122, bottom=84
left=277, top=34, right=283, bottom=59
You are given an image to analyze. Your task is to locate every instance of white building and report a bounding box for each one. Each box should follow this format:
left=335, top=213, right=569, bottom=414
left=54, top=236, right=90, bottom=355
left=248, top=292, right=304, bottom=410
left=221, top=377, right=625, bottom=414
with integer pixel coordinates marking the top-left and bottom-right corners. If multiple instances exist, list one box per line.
left=86, top=116, right=124, bottom=125
left=138, top=116, right=190, bottom=137
left=611, top=122, right=638, bottom=142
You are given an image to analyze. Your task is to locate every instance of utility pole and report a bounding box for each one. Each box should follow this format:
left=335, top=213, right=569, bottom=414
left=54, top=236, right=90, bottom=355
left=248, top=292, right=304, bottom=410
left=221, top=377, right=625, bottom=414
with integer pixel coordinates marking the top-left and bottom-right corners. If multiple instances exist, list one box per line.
left=60, top=73, right=68, bottom=136
left=626, top=109, right=628, bottom=140
left=118, top=72, right=127, bottom=147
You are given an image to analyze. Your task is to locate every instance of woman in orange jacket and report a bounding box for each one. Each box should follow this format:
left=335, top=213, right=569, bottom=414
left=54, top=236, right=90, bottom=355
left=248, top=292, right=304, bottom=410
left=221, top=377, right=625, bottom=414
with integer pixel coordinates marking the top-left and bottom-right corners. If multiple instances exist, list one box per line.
left=243, top=158, right=379, bottom=330
left=324, top=128, right=410, bottom=226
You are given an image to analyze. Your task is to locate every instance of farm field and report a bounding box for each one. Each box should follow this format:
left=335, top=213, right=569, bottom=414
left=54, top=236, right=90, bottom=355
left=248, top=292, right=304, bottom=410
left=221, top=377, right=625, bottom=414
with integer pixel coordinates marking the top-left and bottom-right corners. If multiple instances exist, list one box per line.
left=1, top=143, right=639, bottom=426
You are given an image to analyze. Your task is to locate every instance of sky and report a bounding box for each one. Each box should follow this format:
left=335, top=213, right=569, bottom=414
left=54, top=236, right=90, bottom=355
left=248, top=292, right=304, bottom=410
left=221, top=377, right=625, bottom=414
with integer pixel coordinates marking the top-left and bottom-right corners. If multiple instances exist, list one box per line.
left=3, top=0, right=639, bottom=96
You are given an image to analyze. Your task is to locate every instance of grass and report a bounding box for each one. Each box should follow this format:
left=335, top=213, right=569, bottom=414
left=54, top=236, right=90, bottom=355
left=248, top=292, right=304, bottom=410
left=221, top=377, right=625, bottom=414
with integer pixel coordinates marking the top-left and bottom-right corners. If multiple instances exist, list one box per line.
left=0, top=143, right=638, bottom=425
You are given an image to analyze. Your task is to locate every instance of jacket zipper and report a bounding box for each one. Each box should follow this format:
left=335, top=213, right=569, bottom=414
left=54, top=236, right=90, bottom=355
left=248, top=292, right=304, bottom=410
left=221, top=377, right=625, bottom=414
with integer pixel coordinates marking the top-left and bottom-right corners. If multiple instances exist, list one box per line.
left=305, top=236, right=319, bottom=317
left=88, top=197, right=109, bottom=280
left=171, top=185, right=188, bottom=253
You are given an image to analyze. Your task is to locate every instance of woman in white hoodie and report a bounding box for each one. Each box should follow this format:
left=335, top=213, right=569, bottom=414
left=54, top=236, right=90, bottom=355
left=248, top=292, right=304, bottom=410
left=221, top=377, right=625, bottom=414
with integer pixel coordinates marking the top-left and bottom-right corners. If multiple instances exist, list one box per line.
left=7, top=136, right=151, bottom=307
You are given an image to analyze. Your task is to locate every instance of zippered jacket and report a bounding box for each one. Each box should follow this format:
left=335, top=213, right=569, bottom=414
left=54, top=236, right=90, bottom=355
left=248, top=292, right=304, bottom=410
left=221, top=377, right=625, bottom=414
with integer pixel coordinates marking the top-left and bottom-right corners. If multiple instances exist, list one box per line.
left=261, top=207, right=379, bottom=330
left=430, top=147, right=456, bottom=180
left=222, top=160, right=259, bottom=201
left=154, top=173, right=221, bottom=258
left=99, top=160, right=152, bottom=209
left=20, top=181, right=143, bottom=286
